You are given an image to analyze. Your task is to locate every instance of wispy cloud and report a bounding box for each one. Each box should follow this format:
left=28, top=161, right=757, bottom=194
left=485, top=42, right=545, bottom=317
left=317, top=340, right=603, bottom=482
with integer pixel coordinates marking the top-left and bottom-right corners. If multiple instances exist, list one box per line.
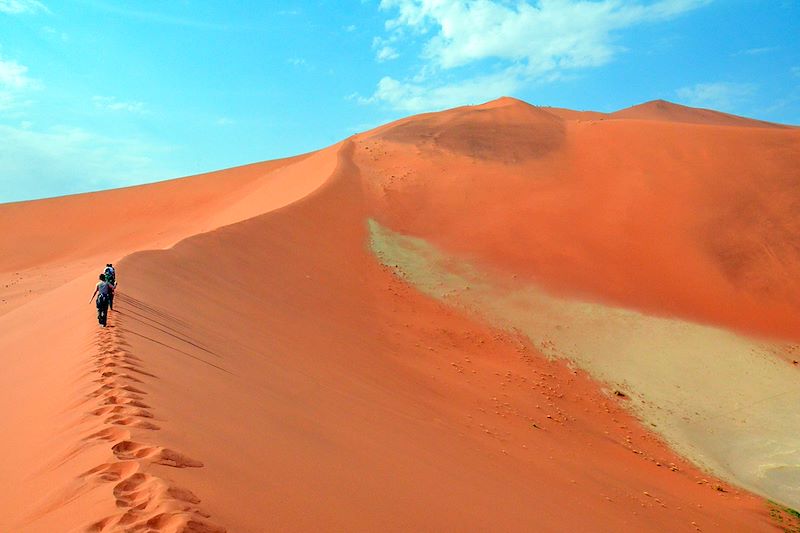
left=372, top=34, right=401, bottom=62
left=92, top=95, right=147, bottom=113
left=365, top=0, right=711, bottom=112
left=0, top=56, right=38, bottom=90
left=792, top=66, right=800, bottom=78
left=376, top=46, right=399, bottom=62
left=675, top=81, right=756, bottom=111
left=41, top=25, right=69, bottom=41
left=360, top=69, right=522, bottom=113
left=0, top=55, right=40, bottom=113
left=0, top=0, right=49, bottom=14
left=0, top=123, right=176, bottom=203
left=733, top=46, right=779, bottom=57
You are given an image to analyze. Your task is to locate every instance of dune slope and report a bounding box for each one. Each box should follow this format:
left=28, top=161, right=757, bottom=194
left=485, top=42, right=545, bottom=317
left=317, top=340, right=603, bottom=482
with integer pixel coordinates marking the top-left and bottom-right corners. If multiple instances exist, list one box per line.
left=93, top=141, right=773, bottom=531
left=361, top=97, right=800, bottom=341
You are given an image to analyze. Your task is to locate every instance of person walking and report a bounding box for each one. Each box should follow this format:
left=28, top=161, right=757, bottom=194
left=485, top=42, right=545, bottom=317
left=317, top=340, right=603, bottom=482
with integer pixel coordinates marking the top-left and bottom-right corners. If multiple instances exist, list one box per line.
left=104, top=263, right=117, bottom=311
left=90, top=273, right=111, bottom=327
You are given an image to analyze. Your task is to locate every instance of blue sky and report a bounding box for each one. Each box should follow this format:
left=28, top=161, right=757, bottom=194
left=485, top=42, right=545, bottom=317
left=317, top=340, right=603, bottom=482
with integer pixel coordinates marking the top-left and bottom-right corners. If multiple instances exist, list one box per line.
left=1, top=0, right=798, bottom=203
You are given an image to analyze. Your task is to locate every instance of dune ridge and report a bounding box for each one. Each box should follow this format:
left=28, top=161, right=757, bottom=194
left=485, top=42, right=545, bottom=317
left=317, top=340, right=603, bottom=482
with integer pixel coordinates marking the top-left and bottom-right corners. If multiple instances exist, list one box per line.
left=1, top=97, right=799, bottom=531
left=0, top=147, right=340, bottom=531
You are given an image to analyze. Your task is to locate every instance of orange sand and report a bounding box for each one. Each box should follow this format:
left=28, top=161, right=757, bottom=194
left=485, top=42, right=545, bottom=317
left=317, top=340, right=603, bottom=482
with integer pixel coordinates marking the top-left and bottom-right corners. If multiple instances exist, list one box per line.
left=0, top=98, right=796, bottom=532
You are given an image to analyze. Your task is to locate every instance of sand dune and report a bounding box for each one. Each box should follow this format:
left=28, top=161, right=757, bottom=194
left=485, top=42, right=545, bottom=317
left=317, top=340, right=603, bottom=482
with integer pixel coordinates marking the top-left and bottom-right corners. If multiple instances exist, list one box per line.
left=362, top=97, right=800, bottom=341
left=0, top=148, right=335, bottom=317
left=1, top=97, right=799, bottom=531
left=612, top=99, right=790, bottom=128
left=370, top=219, right=800, bottom=510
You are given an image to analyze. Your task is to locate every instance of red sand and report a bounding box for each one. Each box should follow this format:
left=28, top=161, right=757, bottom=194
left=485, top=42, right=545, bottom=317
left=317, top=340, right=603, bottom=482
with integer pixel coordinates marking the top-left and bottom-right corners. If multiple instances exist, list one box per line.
left=363, top=97, right=800, bottom=342
left=0, top=98, right=797, bottom=531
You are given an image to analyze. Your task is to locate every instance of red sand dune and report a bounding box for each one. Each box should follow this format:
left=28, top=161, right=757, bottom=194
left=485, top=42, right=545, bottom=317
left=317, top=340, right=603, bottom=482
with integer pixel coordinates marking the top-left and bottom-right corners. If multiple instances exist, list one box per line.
left=1, top=97, right=798, bottom=532
left=364, top=97, right=800, bottom=342
left=612, top=99, right=790, bottom=128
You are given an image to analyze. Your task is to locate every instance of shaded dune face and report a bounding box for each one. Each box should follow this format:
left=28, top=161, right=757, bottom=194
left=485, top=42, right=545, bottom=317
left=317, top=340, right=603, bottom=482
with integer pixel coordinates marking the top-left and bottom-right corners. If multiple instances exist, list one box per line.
left=700, top=169, right=800, bottom=298
left=364, top=99, right=800, bottom=341
left=380, top=100, right=566, bottom=162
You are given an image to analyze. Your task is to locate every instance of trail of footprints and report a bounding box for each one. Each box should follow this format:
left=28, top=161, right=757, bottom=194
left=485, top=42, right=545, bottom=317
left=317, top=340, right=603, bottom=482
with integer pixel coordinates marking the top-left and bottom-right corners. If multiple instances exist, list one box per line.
left=81, top=323, right=225, bottom=532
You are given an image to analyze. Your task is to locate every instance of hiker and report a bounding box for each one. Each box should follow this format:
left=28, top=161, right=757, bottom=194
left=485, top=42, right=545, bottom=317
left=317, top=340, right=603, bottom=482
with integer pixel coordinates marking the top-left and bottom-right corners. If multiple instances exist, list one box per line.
left=104, top=263, right=116, bottom=285
left=90, top=273, right=111, bottom=327
left=104, top=263, right=117, bottom=311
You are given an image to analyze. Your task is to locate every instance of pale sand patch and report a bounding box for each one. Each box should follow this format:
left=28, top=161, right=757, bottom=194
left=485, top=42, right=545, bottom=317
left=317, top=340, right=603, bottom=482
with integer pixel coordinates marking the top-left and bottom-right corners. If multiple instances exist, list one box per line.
left=369, top=219, right=800, bottom=509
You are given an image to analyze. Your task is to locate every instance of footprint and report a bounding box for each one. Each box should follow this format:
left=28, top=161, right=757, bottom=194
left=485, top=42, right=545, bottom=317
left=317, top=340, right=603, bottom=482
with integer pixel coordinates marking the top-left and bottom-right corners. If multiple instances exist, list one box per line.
left=84, top=427, right=130, bottom=443
left=102, top=396, right=151, bottom=409
left=105, top=415, right=161, bottom=430
left=113, top=474, right=201, bottom=508
left=97, top=372, right=144, bottom=384
left=167, top=486, right=201, bottom=504
left=156, top=448, right=204, bottom=468
left=144, top=513, right=227, bottom=533
left=120, top=384, right=146, bottom=394
left=112, top=441, right=159, bottom=461
left=92, top=405, right=125, bottom=416
left=85, top=516, right=115, bottom=532
left=111, top=442, right=203, bottom=468
left=82, top=461, right=139, bottom=483
left=113, top=473, right=155, bottom=508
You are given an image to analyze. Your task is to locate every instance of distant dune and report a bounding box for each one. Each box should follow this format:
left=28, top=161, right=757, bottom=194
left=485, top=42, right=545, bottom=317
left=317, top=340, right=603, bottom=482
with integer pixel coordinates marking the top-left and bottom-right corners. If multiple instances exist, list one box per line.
left=612, top=99, right=791, bottom=128
left=1, top=98, right=798, bottom=532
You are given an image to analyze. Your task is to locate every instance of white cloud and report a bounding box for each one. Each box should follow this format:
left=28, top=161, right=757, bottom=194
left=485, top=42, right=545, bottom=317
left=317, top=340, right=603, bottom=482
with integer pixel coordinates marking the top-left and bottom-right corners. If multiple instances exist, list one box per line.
left=0, top=55, right=40, bottom=112
left=0, top=56, right=37, bottom=90
left=377, top=46, right=399, bottom=61
left=0, top=0, right=48, bottom=14
left=361, top=69, right=522, bottom=112
left=0, top=123, right=176, bottom=203
left=345, top=24, right=357, bottom=32
left=215, top=117, right=235, bottom=126
left=792, top=66, right=800, bottom=78
left=41, top=25, right=69, bottom=41
left=675, top=82, right=756, bottom=111
left=380, top=0, right=710, bottom=69
left=367, top=0, right=711, bottom=111
left=372, top=34, right=403, bottom=62
left=92, top=95, right=147, bottom=113
left=734, top=46, right=778, bottom=56
left=0, top=91, right=14, bottom=110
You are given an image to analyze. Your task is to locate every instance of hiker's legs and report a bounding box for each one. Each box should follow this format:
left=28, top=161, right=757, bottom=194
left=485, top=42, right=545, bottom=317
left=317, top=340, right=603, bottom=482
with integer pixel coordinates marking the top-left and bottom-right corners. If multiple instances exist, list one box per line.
left=97, top=299, right=108, bottom=326
left=108, top=292, right=114, bottom=311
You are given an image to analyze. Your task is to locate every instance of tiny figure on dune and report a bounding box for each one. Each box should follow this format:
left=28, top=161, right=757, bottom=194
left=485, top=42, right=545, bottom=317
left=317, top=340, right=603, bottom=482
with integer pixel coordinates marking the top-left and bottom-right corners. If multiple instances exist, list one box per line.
left=104, top=263, right=117, bottom=311
left=90, top=273, right=111, bottom=327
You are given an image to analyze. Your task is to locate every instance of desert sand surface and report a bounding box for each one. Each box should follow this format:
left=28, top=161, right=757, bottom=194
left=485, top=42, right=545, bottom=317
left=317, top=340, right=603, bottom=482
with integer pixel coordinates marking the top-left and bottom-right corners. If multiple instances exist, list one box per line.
left=1, top=97, right=798, bottom=532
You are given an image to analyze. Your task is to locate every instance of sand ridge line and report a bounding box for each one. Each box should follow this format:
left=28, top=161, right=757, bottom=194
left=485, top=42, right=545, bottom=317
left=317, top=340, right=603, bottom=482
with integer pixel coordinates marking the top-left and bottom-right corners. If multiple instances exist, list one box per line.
left=80, top=301, right=225, bottom=533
